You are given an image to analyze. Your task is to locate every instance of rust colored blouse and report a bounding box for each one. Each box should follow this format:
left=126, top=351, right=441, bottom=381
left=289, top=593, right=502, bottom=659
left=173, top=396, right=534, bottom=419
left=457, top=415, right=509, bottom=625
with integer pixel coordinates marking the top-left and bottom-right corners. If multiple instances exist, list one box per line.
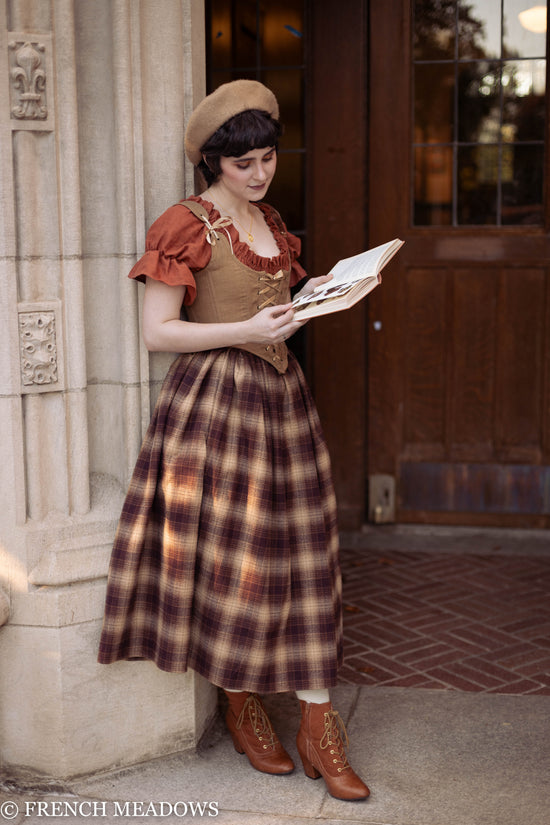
left=128, top=196, right=307, bottom=304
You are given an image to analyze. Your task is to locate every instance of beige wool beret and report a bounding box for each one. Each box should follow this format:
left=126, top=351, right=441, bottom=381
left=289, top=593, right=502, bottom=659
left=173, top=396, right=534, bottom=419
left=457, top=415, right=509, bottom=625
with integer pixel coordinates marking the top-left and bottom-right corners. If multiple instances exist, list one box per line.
left=184, top=79, right=279, bottom=165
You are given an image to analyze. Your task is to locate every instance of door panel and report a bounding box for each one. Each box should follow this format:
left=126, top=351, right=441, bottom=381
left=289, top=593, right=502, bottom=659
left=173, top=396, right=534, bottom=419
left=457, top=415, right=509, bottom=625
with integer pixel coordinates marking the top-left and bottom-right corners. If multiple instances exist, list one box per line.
left=368, top=0, right=550, bottom=526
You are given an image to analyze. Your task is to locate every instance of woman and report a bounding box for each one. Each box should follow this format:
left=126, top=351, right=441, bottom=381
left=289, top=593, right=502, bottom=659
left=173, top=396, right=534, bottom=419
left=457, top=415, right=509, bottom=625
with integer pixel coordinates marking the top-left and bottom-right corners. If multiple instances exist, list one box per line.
left=98, top=80, right=369, bottom=801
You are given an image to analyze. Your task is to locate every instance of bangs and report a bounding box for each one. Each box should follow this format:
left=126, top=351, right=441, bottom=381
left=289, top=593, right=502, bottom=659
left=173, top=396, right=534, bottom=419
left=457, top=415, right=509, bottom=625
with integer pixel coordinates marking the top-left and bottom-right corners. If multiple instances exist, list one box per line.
left=201, top=109, right=282, bottom=158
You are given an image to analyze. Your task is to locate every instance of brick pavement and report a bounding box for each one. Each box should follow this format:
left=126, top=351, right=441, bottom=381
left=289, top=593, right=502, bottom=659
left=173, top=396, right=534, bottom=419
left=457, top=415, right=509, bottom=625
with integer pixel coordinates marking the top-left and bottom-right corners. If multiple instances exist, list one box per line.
left=338, top=543, right=550, bottom=694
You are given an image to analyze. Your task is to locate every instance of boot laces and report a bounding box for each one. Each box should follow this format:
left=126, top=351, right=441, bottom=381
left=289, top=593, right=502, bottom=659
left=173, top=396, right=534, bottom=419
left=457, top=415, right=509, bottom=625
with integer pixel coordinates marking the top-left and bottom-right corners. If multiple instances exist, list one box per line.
left=319, top=709, right=351, bottom=772
left=235, top=694, right=278, bottom=750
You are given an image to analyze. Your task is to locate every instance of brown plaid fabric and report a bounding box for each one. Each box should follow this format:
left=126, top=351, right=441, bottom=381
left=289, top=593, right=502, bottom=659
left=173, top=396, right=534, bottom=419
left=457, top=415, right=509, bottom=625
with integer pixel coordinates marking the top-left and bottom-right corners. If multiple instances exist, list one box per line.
left=98, top=348, right=343, bottom=692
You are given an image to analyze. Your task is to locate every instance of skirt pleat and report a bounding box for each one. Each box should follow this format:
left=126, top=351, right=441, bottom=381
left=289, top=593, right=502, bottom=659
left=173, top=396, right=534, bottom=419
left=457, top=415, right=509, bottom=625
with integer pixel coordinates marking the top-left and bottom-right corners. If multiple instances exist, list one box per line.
left=98, top=348, right=343, bottom=692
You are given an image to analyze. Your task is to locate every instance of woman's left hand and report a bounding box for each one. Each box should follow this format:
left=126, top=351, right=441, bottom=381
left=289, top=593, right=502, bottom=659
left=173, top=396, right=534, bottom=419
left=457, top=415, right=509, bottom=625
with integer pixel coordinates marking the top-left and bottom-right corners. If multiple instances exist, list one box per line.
left=293, top=273, right=334, bottom=300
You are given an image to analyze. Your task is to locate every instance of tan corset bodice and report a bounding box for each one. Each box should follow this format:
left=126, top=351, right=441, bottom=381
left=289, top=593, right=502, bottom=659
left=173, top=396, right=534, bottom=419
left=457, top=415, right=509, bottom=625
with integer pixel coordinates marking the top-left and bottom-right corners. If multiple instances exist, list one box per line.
left=180, top=200, right=290, bottom=373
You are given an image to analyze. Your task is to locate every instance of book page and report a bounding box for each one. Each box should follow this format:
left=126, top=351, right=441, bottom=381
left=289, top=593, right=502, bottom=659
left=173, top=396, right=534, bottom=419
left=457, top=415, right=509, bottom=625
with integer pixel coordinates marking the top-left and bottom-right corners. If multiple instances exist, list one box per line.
left=324, top=239, right=400, bottom=289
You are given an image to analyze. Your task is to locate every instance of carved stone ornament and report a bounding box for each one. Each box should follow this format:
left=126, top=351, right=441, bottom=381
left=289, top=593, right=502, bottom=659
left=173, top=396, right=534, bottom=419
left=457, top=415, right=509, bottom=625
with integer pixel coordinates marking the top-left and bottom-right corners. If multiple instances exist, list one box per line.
left=18, top=302, right=64, bottom=393
left=7, top=34, right=54, bottom=130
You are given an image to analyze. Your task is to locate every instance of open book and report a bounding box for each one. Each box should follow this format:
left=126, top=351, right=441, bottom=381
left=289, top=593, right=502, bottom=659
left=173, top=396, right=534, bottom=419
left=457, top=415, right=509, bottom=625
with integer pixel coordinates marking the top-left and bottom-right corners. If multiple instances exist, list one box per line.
left=292, top=239, right=404, bottom=320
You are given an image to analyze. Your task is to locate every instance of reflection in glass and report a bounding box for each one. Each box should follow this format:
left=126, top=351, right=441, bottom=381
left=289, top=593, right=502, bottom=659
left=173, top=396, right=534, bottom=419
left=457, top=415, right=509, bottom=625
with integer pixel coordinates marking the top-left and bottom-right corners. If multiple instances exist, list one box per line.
left=458, top=0, right=501, bottom=59
left=268, top=152, right=305, bottom=230
left=260, top=1, right=304, bottom=66
left=414, top=0, right=456, bottom=60
left=502, top=144, right=544, bottom=224
left=458, top=61, right=501, bottom=142
left=233, top=0, right=260, bottom=67
left=414, top=145, right=453, bottom=225
left=209, top=0, right=232, bottom=69
left=415, top=63, right=454, bottom=143
left=261, top=69, right=304, bottom=148
left=503, top=0, right=547, bottom=58
left=457, top=145, right=498, bottom=224
left=502, top=59, right=546, bottom=140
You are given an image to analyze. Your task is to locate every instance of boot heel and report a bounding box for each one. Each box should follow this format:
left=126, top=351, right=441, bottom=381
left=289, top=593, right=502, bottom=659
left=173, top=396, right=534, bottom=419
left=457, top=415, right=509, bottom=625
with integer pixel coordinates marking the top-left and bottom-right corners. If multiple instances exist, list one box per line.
left=297, top=745, right=321, bottom=779
left=228, top=728, right=245, bottom=755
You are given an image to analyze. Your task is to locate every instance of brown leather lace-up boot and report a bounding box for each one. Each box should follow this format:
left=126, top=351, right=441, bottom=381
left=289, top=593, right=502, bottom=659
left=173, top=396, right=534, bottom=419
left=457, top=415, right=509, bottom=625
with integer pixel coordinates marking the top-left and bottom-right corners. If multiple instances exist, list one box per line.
left=296, top=700, right=370, bottom=800
left=224, top=691, right=295, bottom=775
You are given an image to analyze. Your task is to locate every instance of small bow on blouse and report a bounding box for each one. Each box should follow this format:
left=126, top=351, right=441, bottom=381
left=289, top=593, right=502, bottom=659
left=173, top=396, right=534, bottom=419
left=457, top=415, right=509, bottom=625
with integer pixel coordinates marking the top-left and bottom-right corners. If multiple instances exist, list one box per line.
left=199, top=214, right=234, bottom=249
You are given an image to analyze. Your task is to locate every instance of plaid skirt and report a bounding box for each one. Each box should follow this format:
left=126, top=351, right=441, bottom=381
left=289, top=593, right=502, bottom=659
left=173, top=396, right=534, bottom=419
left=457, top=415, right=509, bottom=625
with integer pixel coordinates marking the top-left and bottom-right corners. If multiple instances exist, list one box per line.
left=97, top=348, right=343, bottom=692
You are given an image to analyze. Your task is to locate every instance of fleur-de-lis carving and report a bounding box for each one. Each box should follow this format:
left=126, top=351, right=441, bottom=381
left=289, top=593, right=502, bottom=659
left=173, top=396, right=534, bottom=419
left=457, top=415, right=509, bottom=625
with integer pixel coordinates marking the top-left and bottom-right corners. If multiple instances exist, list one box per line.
left=9, top=41, right=47, bottom=120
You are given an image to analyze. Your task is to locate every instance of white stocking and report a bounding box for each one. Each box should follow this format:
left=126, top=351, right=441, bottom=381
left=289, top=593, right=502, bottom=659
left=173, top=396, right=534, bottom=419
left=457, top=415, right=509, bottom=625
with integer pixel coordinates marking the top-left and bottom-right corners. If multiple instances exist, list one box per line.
left=295, top=689, right=330, bottom=704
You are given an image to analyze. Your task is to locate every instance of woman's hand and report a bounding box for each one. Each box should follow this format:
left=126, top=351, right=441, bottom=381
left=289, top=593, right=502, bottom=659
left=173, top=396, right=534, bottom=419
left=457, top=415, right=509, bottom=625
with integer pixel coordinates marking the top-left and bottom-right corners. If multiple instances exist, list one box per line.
left=293, top=273, right=334, bottom=300
left=244, top=303, right=304, bottom=345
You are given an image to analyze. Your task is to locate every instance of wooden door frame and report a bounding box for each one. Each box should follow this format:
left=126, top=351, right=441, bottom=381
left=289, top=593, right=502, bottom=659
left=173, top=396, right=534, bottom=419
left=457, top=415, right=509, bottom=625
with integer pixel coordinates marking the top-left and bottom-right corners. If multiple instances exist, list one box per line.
left=306, top=0, right=369, bottom=529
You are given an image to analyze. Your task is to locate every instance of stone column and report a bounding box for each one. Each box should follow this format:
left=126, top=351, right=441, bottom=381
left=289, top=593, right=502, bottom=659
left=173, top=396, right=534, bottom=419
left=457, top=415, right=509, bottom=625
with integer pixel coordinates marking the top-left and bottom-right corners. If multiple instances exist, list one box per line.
left=0, top=0, right=215, bottom=780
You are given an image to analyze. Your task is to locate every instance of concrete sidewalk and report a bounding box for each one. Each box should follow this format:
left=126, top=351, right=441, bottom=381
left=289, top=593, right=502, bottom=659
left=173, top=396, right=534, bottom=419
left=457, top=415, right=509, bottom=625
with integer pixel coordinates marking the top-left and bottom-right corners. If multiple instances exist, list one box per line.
left=4, top=682, right=549, bottom=825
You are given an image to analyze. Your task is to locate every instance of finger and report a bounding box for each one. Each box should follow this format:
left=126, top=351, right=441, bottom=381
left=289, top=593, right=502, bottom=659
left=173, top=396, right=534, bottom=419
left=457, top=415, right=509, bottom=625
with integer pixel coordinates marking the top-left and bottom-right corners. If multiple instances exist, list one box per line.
left=271, top=304, right=294, bottom=319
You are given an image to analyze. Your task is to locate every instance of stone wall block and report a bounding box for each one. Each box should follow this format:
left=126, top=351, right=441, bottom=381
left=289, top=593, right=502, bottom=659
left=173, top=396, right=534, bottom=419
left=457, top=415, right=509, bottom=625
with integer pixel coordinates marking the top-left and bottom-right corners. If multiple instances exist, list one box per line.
left=0, top=620, right=215, bottom=778
left=11, top=579, right=108, bottom=629
left=0, top=588, right=9, bottom=625
left=23, top=391, right=70, bottom=519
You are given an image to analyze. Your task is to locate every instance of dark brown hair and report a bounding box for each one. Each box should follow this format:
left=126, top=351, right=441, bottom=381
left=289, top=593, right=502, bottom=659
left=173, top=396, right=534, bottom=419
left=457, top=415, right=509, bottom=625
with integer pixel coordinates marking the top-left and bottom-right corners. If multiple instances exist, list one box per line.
left=199, top=109, right=282, bottom=185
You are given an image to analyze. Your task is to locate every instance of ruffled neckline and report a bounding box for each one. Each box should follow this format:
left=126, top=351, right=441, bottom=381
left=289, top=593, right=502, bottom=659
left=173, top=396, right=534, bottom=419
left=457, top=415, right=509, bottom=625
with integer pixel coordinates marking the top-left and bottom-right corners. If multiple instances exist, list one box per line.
left=191, top=195, right=291, bottom=274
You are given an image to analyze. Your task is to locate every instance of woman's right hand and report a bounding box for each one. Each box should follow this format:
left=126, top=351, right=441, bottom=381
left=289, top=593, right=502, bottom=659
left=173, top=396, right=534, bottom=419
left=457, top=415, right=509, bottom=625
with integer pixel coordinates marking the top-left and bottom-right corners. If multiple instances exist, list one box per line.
left=244, top=304, right=304, bottom=345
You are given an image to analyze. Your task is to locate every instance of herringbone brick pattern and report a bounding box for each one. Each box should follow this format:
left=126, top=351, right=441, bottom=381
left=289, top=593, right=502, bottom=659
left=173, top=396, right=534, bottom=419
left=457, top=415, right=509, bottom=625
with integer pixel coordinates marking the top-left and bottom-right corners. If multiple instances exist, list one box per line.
left=338, top=545, right=550, bottom=694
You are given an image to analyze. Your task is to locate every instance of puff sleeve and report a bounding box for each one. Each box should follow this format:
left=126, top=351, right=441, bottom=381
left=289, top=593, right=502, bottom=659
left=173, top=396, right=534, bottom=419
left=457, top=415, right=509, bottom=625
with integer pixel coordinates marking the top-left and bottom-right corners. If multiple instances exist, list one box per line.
left=286, top=230, right=308, bottom=287
left=128, top=204, right=212, bottom=306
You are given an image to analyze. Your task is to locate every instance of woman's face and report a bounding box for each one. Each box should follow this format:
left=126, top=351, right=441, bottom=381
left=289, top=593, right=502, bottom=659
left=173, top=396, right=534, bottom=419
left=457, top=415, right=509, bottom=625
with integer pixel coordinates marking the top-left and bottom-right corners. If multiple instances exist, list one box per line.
left=217, top=146, right=277, bottom=203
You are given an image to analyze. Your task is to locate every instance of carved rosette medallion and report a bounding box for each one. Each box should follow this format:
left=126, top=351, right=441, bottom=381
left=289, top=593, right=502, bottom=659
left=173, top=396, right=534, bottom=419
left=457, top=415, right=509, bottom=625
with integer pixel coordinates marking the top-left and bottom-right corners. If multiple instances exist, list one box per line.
left=7, top=33, right=54, bottom=130
left=19, top=310, right=57, bottom=386
left=17, top=302, right=64, bottom=394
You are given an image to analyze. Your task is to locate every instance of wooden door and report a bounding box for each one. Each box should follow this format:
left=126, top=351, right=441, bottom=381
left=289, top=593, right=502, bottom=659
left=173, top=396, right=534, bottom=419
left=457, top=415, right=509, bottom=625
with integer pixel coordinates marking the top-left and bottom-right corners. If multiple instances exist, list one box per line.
left=368, top=0, right=550, bottom=527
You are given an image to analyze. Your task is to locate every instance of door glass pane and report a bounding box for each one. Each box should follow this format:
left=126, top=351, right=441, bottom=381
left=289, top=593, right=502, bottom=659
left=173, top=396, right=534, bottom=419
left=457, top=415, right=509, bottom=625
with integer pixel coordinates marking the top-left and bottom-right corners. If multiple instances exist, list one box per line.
left=413, top=0, right=547, bottom=226
left=415, top=63, right=455, bottom=143
left=260, top=0, right=304, bottom=66
left=503, top=0, right=547, bottom=57
left=261, top=68, right=304, bottom=148
left=267, top=151, right=305, bottom=228
left=209, top=0, right=232, bottom=69
left=414, top=145, right=453, bottom=225
left=502, top=59, right=546, bottom=140
left=457, top=145, right=498, bottom=224
left=502, top=144, right=545, bottom=223
left=414, top=0, right=456, bottom=60
left=458, top=61, right=501, bottom=142
left=458, top=0, right=501, bottom=59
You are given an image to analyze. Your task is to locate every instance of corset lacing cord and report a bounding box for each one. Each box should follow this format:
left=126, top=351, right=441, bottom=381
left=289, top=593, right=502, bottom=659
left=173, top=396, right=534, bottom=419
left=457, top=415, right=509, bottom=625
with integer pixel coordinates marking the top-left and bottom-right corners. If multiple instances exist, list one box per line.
left=257, top=269, right=285, bottom=311
left=257, top=269, right=286, bottom=366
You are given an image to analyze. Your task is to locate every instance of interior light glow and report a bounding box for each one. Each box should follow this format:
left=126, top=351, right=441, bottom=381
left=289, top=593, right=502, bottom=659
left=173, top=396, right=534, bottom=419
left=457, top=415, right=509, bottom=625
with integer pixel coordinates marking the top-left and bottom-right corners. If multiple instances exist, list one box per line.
left=518, top=5, right=547, bottom=33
